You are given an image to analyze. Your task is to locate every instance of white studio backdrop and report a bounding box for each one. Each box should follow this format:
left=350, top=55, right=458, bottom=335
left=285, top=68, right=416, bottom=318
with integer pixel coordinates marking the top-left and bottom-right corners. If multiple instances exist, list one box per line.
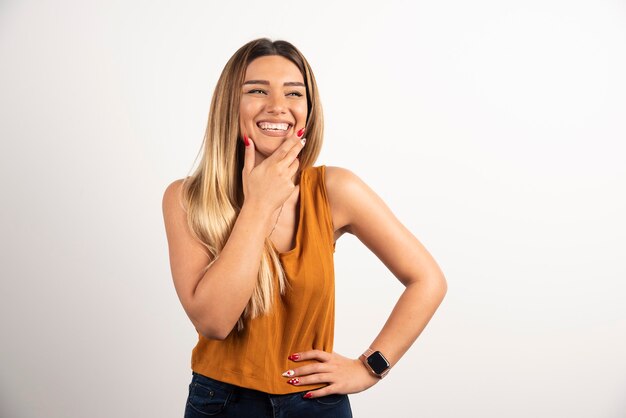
left=1, top=1, right=625, bottom=417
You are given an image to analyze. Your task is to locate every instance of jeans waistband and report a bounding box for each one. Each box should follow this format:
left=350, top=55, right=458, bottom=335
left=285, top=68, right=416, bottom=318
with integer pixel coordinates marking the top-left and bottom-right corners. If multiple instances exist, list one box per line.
left=192, top=371, right=307, bottom=400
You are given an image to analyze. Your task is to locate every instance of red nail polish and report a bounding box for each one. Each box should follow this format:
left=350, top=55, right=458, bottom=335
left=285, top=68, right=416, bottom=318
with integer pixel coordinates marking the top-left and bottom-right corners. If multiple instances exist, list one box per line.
left=297, top=128, right=305, bottom=137
left=288, top=354, right=300, bottom=361
left=243, top=134, right=250, bottom=146
left=303, top=392, right=312, bottom=399
left=288, top=378, right=300, bottom=385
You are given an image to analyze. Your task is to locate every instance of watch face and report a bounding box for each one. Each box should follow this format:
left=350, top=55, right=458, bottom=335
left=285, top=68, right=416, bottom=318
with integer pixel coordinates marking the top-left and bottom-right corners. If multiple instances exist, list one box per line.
left=367, top=351, right=390, bottom=374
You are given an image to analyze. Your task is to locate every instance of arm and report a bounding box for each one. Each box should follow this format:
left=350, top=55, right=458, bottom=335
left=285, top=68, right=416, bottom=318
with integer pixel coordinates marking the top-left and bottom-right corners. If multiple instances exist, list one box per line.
left=162, top=134, right=305, bottom=340
left=162, top=179, right=274, bottom=340
left=283, top=166, right=447, bottom=396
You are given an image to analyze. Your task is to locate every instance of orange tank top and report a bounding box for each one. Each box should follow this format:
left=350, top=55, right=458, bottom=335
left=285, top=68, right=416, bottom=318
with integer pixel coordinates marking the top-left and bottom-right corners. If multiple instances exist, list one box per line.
left=190, top=165, right=336, bottom=394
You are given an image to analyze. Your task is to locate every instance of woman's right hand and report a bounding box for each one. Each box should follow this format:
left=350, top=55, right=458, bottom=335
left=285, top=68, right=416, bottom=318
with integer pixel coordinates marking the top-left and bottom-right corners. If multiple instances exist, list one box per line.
left=241, top=130, right=306, bottom=215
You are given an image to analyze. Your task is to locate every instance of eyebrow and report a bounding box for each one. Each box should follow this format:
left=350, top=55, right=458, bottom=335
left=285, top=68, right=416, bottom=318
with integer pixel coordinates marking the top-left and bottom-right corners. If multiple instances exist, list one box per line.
left=243, top=80, right=305, bottom=87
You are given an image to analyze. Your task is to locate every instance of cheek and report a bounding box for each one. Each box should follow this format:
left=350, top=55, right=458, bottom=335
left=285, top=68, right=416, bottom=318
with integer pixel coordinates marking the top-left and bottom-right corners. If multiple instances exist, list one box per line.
left=295, top=102, right=308, bottom=120
left=239, top=103, right=254, bottom=125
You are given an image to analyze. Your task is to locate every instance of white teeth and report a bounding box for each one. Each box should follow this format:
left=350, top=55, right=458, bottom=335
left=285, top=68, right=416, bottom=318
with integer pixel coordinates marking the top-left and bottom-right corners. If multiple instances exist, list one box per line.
left=258, top=122, right=290, bottom=131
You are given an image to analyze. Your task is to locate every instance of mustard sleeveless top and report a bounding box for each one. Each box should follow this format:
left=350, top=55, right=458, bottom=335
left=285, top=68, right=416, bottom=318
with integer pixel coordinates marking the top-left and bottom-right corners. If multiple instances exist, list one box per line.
left=190, top=165, right=336, bottom=394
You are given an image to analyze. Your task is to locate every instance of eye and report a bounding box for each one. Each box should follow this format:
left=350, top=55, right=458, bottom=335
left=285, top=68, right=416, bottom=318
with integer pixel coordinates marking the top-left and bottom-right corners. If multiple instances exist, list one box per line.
left=246, top=88, right=267, bottom=95
left=287, top=91, right=303, bottom=97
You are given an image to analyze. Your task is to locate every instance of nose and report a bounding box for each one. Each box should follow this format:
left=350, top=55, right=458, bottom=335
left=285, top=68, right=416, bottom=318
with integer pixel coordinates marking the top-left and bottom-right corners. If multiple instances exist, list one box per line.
left=265, top=93, right=288, bottom=114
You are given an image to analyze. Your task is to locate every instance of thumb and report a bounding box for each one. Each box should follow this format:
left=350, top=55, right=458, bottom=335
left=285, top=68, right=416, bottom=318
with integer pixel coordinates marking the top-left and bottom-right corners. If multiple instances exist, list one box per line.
left=242, top=134, right=255, bottom=174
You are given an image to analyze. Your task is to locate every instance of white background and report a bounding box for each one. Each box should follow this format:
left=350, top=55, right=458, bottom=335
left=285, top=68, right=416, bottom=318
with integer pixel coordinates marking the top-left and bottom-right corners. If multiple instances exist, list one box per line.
left=1, top=1, right=625, bottom=417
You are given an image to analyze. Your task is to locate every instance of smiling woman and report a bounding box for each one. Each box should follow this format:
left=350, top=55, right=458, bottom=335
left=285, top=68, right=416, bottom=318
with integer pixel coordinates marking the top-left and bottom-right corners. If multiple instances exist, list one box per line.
left=162, top=38, right=447, bottom=418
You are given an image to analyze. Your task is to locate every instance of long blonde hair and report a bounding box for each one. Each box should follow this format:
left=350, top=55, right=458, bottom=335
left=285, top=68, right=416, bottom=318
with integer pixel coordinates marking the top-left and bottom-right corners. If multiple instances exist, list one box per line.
left=181, top=38, right=324, bottom=331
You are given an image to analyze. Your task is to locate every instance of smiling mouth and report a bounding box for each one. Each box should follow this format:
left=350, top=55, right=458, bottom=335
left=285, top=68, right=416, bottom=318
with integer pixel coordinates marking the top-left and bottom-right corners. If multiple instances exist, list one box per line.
left=257, top=122, right=292, bottom=132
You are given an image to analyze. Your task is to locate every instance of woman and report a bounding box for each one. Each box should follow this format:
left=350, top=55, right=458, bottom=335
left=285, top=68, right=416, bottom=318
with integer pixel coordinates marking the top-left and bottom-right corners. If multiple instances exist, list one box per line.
left=162, top=38, right=447, bottom=418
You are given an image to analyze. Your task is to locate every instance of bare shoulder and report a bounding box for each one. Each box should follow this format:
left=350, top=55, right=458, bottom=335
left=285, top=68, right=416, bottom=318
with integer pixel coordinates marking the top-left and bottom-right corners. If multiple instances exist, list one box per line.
left=162, top=176, right=209, bottom=270
left=324, top=165, right=361, bottom=195
left=323, top=165, right=374, bottom=236
left=162, top=176, right=204, bottom=260
left=162, top=178, right=187, bottom=214
left=162, top=176, right=202, bottom=256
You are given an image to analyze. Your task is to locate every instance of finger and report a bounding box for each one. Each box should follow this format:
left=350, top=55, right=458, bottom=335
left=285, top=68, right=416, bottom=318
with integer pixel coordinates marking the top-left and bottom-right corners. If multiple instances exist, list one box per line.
left=289, top=349, right=332, bottom=363
left=287, top=372, right=333, bottom=387
left=303, top=386, right=336, bottom=399
left=286, top=362, right=330, bottom=377
left=242, top=134, right=255, bottom=175
left=276, top=137, right=305, bottom=169
left=267, top=129, right=306, bottom=165
left=287, top=153, right=300, bottom=176
left=281, top=137, right=306, bottom=170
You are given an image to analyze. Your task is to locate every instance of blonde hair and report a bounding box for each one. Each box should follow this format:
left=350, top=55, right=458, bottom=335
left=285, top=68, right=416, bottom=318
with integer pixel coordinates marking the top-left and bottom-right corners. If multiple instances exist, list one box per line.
left=181, top=38, right=324, bottom=331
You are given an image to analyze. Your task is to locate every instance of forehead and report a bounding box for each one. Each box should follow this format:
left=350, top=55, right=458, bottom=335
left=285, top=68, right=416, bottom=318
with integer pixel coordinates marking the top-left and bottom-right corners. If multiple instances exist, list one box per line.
left=244, top=55, right=304, bottom=83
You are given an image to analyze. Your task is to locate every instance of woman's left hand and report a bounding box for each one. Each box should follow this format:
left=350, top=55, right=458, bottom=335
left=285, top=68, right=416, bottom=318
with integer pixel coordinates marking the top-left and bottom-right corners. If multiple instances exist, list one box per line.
left=282, top=350, right=380, bottom=398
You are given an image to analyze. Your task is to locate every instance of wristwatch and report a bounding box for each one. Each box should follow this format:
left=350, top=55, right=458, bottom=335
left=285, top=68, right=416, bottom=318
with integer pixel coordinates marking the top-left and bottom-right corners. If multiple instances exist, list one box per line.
left=359, top=348, right=391, bottom=378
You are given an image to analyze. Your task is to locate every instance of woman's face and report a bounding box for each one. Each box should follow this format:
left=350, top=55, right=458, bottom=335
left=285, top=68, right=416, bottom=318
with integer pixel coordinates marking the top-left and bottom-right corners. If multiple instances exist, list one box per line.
left=239, top=55, right=308, bottom=159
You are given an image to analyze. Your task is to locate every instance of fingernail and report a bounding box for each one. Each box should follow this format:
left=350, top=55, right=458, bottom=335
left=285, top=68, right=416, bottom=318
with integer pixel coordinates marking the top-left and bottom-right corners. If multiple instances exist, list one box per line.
left=287, top=378, right=300, bottom=385
left=303, top=392, right=312, bottom=399
left=282, top=370, right=295, bottom=377
left=297, top=127, right=305, bottom=137
left=243, top=134, right=250, bottom=147
left=288, top=354, right=300, bottom=361
left=300, top=138, right=306, bottom=146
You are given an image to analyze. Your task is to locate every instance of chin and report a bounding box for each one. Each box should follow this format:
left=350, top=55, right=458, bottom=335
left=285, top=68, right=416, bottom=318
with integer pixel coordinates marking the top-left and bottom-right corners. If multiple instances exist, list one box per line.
left=255, top=147, right=275, bottom=158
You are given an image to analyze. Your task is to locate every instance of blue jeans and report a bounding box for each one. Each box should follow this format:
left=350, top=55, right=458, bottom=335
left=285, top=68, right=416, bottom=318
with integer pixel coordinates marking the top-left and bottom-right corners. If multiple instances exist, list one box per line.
left=184, top=371, right=353, bottom=418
